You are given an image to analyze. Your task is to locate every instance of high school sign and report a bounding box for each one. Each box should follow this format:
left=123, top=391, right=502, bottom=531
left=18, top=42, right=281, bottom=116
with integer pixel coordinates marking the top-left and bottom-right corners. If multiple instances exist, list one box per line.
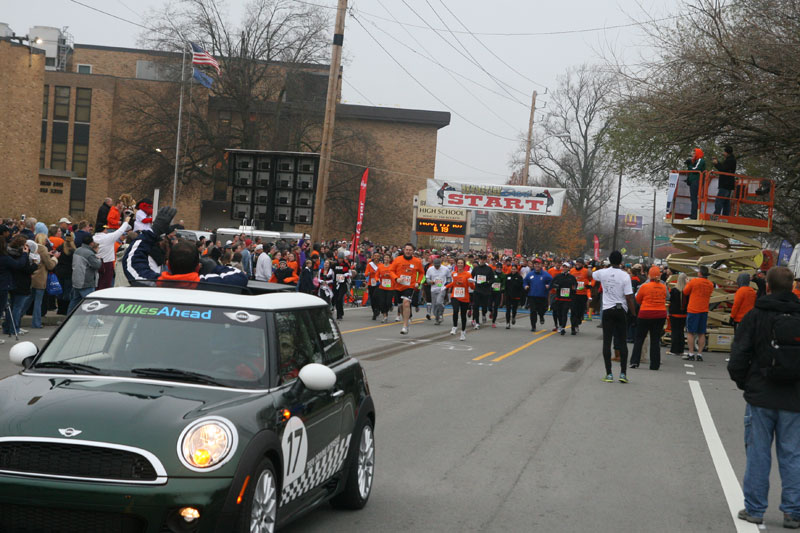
left=426, top=179, right=565, bottom=216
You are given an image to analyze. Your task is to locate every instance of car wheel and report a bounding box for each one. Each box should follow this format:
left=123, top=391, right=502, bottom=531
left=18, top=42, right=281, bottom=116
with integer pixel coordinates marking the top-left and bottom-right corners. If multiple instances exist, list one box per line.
left=240, top=458, right=278, bottom=533
left=331, top=419, right=375, bottom=510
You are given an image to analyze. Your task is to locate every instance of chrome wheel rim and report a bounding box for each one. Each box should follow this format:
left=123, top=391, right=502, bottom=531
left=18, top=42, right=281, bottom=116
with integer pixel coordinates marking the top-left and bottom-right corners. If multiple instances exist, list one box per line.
left=357, top=424, right=375, bottom=499
left=250, top=468, right=277, bottom=533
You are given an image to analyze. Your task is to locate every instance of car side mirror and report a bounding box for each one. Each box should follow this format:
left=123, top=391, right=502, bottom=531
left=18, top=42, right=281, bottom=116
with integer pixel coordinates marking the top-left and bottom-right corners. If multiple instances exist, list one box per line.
left=297, top=363, right=336, bottom=392
left=9, top=341, right=38, bottom=368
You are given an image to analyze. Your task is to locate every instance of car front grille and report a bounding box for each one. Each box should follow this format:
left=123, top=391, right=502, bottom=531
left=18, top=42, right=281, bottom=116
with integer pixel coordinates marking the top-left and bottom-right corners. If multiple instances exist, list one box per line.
left=0, top=502, right=146, bottom=533
left=0, top=441, right=159, bottom=482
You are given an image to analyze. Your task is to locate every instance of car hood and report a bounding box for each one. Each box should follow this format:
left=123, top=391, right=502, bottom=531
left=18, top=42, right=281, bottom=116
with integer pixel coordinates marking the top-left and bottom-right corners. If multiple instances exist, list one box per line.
left=0, top=373, right=274, bottom=476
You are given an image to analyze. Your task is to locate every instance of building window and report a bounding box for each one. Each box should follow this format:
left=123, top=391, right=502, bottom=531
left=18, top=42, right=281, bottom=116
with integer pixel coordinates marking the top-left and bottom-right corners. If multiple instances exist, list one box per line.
left=42, top=84, right=49, bottom=118
left=77, top=64, right=92, bottom=74
left=45, top=57, right=55, bottom=67
left=40, top=121, right=47, bottom=168
left=53, top=86, right=70, bottom=121
left=72, top=123, right=90, bottom=177
left=75, top=88, right=91, bottom=123
left=50, top=122, right=68, bottom=170
left=70, top=178, right=86, bottom=215
left=213, top=171, right=228, bottom=201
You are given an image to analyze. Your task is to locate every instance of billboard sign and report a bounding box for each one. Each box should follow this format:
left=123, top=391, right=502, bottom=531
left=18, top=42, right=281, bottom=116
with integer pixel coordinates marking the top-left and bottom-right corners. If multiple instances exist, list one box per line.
left=426, top=179, right=565, bottom=216
left=415, top=218, right=466, bottom=236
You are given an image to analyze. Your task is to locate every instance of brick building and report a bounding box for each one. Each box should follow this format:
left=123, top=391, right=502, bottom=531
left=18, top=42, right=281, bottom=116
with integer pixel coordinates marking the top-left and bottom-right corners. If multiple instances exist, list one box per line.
left=0, top=31, right=449, bottom=243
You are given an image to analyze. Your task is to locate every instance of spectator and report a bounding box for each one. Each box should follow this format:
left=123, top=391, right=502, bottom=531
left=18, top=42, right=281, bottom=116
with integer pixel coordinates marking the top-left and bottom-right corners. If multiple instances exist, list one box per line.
left=667, top=273, right=689, bottom=356
left=713, top=145, right=737, bottom=216
left=95, top=197, right=112, bottom=230
left=728, top=266, right=800, bottom=528
left=93, top=214, right=131, bottom=290
left=6, top=236, right=37, bottom=335
left=58, top=217, right=71, bottom=236
left=731, top=272, right=757, bottom=332
left=73, top=220, right=90, bottom=249
left=20, top=218, right=36, bottom=240
left=31, top=233, right=59, bottom=328
left=683, top=266, right=715, bottom=361
left=630, top=266, right=668, bottom=370
left=69, top=234, right=101, bottom=313
left=298, top=259, right=316, bottom=294
left=254, top=245, right=272, bottom=281
left=48, top=226, right=64, bottom=250
left=686, top=148, right=706, bottom=219
left=54, top=234, right=75, bottom=314
left=0, top=235, right=31, bottom=342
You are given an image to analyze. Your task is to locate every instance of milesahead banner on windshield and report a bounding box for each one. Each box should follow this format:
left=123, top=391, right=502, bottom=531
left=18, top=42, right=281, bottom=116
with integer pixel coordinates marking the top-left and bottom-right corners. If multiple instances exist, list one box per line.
left=426, top=179, right=566, bottom=216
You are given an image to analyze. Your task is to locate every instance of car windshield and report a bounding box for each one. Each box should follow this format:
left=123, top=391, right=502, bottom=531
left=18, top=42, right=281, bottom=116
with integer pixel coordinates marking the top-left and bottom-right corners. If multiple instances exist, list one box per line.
left=30, top=298, right=269, bottom=389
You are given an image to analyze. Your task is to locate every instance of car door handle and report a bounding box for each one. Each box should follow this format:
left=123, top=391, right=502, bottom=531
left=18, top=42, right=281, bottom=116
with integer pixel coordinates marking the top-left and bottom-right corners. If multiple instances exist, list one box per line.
left=331, top=389, right=344, bottom=398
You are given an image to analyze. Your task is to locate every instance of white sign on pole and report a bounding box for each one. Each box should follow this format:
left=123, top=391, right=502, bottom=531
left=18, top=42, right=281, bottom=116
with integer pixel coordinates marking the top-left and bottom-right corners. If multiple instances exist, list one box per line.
left=417, top=189, right=467, bottom=221
left=426, top=179, right=566, bottom=216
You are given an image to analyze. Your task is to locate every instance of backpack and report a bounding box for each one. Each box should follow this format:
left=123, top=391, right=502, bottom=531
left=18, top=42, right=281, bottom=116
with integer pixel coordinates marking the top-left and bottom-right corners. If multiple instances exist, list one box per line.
left=760, top=313, right=800, bottom=382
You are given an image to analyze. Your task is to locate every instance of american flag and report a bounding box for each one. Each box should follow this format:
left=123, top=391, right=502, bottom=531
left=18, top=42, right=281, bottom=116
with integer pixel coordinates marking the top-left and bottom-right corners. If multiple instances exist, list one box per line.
left=190, top=42, right=220, bottom=75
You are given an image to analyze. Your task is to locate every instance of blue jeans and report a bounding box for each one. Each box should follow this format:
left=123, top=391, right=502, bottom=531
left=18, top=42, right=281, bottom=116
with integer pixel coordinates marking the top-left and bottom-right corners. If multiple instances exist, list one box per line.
left=689, top=180, right=699, bottom=218
left=743, top=403, right=800, bottom=518
left=68, top=287, right=95, bottom=314
left=9, top=293, right=32, bottom=334
left=714, top=188, right=731, bottom=215
left=0, top=290, right=7, bottom=334
left=31, top=288, right=45, bottom=328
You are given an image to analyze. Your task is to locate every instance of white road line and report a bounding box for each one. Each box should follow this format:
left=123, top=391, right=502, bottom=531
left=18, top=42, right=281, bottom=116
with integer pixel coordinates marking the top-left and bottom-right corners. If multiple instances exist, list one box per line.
left=686, top=371, right=697, bottom=375
left=684, top=364, right=695, bottom=368
left=689, top=380, right=759, bottom=533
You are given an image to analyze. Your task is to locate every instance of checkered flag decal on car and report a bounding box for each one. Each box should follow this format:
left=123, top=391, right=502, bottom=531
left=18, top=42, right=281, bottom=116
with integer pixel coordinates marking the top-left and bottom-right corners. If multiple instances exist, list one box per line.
left=281, top=435, right=351, bottom=506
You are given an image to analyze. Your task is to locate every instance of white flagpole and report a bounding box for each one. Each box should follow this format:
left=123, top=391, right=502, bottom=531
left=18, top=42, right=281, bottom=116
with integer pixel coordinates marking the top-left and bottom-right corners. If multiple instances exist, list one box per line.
left=172, top=43, right=188, bottom=206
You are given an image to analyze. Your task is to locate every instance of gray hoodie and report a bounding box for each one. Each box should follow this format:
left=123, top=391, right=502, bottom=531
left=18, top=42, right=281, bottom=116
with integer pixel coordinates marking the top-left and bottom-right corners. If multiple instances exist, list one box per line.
left=72, top=243, right=102, bottom=289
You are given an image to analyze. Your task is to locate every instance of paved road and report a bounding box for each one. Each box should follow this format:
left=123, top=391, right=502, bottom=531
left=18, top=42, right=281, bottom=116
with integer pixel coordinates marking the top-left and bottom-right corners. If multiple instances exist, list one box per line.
left=0, top=306, right=780, bottom=531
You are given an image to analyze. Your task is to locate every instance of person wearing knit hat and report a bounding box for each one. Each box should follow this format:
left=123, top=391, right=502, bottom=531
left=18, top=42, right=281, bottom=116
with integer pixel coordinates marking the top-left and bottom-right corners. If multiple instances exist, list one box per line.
left=630, top=266, right=668, bottom=370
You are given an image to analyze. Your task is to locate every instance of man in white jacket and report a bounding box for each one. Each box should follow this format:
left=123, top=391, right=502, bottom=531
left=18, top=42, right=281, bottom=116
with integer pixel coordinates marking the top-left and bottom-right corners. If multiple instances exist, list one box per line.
left=93, top=216, right=131, bottom=290
left=254, top=244, right=272, bottom=281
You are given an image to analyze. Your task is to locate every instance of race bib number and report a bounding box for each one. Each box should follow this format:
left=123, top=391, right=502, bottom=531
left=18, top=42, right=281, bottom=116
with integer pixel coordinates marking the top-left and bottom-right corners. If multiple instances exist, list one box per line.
left=399, top=275, right=411, bottom=286
left=454, top=287, right=466, bottom=298
left=336, top=274, right=345, bottom=283
left=560, top=288, right=571, bottom=298
left=370, top=278, right=378, bottom=286
left=577, top=281, right=585, bottom=290
left=435, top=280, right=444, bottom=288
left=381, top=278, right=393, bottom=289
left=492, top=282, right=501, bottom=290
left=476, top=275, right=487, bottom=283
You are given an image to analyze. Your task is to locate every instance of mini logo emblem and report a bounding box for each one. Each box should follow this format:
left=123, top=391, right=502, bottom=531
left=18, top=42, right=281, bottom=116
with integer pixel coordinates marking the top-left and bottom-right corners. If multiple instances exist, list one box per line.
left=81, top=300, right=109, bottom=313
left=58, top=428, right=82, bottom=437
left=224, top=310, right=261, bottom=323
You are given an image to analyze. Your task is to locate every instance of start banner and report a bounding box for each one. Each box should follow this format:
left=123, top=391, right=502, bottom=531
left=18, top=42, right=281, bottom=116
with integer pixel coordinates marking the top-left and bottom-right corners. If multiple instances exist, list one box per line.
left=427, top=179, right=565, bottom=216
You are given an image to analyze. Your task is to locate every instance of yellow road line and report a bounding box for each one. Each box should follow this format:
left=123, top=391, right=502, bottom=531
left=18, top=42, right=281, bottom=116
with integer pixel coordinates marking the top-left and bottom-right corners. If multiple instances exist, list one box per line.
left=341, top=313, right=453, bottom=334
left=491, top=331, right=559, bottom=362
left=472, top=351, right=496, bottom=361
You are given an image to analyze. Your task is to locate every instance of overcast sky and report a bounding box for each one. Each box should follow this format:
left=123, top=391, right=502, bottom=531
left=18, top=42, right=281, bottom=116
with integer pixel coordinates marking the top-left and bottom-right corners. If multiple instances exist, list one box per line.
left=5, top=0, right=681, bottom=213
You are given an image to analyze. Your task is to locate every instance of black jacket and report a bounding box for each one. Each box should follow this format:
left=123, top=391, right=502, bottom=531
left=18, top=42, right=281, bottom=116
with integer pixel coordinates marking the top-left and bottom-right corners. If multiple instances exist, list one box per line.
left=505, top=273, right=525, bottom=301
left=298, top=267, right=315, bottom=294
left=95, top=202, right=111, bottom=231
left=668, top=287, right=688, bottom=316
left=727, top=292, right=800, bottom=411
left=714, top=154, right=737, bottom=190
left=8, top=247, right=37, bottom=296
left=470, top=264, right=495, bottom=295
left=551, top=273, right=577, bottom=301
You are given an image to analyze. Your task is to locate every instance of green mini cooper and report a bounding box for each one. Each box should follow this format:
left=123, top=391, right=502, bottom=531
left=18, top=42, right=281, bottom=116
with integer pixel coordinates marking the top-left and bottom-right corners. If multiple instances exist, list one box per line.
left=0, top=287, right=375, bottom=532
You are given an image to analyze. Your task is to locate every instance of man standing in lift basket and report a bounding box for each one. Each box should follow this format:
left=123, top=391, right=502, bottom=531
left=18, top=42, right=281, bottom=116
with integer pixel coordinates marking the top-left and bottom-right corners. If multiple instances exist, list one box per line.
left=728, top=266, right=800, bottom=528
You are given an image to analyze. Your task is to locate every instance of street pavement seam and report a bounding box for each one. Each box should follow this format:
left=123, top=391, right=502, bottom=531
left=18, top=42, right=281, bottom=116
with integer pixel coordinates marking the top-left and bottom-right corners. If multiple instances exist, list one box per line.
left=688, top=380, right=760, bottom=533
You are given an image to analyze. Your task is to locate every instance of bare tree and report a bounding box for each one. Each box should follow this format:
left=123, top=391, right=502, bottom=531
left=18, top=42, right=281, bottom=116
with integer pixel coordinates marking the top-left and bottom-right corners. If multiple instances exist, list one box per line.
left=524, top=64, right=616, bottom=236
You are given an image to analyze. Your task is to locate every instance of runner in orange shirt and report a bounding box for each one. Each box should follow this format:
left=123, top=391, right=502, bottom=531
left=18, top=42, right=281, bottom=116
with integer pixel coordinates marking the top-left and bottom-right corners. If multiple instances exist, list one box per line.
left=547, top=263, right=561, bottom=330
left=570, top=258, right=593, bottom=334
left=683, top=266, right=715, bottom=361
left=364, top=252, right=382, bottom=320
left=375, top=254, right=396, bottom=323
left=446, top=258, right=474, bottom=341
left=390, top=243, right=425, bottom=335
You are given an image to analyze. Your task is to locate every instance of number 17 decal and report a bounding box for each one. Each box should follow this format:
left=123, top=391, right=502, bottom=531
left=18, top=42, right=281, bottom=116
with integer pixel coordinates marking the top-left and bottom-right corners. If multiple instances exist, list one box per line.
left=281, top=417, right=308, bottom=486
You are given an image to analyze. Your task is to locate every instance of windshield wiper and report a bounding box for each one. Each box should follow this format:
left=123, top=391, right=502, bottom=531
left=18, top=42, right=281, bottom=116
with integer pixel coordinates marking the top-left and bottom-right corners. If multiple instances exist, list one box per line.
left=33, top=361, right=103, bottom=375
left=131, top=367, right=226, bottom=386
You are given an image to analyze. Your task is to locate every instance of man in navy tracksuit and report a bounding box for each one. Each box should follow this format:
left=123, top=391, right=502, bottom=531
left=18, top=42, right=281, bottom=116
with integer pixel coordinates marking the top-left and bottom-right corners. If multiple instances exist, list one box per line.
left=123, top=206, right=247, bottom=287
left=523, top=259, right=552, bottom=331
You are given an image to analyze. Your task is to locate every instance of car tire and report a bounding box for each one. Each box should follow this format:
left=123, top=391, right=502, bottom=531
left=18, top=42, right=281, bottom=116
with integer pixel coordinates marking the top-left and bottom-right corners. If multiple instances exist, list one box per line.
left=330, top=418, right=375, bottom=510
left=239, top=458, right=278, bottom=533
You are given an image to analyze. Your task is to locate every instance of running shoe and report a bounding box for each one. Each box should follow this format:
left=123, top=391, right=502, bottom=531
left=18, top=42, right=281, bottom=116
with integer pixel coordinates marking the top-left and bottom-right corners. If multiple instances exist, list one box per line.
left=426, top=314, right=431, bottom=320
left=682, top=353, right=696, bottom=361
left=737, top=509, right=763, bottom=525
left=482, top=315, right=487, bottom=324
left=395, top=316, right=401, bottom=322
left=531, top=327, right=536, bottom=332
left=540, top=317, right=545, bottom=325
left=552, top=327, right=558, bottom=332
left=492, top=323, right=497, bottom=328
left=460, top=331, right=466, bottom=341
left=696, top=354, right=704, bottom=362
left=560, top=328, right=566, bottom=336
left=473, top=322, right=480, bottom=330
left=372, top=314, right=378, bottom=321
left=619, top=373, right=628, bottom=383
left=400, top=327, right=408, bottom=335
left=435, top=318, right=441, bottom=325
left=512, top=317, right=516, bottom=325
left=18, top=328, right=28, bottom=335
left=784, top=513, right=800, bottom=529
left=602, top=374, right=614, bottom=383
left=450, top=326, right=457, bottom=335
left=571, top=328, right=577, bottom=336
left=506, top=323, right=511, bottom=329
left=381, top=316, right=387, bottom=323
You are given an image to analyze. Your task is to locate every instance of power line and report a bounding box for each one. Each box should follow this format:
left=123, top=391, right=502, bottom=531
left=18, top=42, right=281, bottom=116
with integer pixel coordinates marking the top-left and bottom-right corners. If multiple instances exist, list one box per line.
left=342, top=78, right=375, bottom=105
left=399, top=0, right=528, bottom=103
left=375, top=0, right=522, bottom=130
left=350, top=14, right=520, bottom=142
left=69, top=0, right=158, bottom=33
left=436, top=149, right=508, bottom=177
left=434, top=0, right=547, bottom=89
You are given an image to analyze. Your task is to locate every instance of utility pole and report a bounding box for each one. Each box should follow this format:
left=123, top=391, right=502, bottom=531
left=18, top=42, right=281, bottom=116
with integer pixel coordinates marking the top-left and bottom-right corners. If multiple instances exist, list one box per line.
left=516, top=90, right=537, bottom=254
left=311, top=0, right=348, bottom=244
left=650, top=188, right=657, bottom=261
left=611, top=168, right=623, bottom=251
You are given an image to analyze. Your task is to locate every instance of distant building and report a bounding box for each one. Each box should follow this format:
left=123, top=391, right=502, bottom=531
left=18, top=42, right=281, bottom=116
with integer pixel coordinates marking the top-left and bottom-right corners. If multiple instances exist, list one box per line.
left=0, top=27, right=449, bottom=242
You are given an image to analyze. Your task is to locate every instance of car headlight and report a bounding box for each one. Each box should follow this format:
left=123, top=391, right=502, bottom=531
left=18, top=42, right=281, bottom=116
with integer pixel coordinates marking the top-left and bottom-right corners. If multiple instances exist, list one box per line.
left=177, top=416, right=238, bottom=472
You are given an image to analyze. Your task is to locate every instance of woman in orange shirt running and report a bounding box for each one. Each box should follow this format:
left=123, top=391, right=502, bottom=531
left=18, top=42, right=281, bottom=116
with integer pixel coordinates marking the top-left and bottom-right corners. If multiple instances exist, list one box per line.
left=375, top=254, right=396, bottom=323
left=446, top=258, right=474, bottom=341
left=630, top=266, right=668, bottom=370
